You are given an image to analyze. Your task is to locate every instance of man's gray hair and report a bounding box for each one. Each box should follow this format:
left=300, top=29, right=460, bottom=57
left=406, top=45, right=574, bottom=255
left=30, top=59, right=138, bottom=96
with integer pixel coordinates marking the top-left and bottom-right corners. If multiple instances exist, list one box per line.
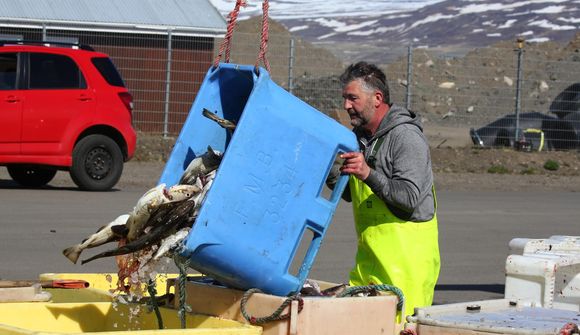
left=339, top=61, right=390, bottom=104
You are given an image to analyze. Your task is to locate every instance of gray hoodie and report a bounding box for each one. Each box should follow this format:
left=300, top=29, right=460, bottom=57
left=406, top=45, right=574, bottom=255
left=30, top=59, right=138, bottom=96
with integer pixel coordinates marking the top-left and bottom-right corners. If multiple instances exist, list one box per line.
left=330, top=104, right=436, bottom=222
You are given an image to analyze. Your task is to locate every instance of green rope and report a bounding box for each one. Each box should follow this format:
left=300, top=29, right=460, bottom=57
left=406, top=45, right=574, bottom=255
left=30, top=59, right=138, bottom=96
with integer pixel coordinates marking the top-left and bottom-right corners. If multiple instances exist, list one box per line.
left=240, top=288, right=304, bottom=325
left=173, top=255, right=191, bottom=329
left=337, top=284, right=405, bottom=311
left=146, top=279, right=164, bottom=329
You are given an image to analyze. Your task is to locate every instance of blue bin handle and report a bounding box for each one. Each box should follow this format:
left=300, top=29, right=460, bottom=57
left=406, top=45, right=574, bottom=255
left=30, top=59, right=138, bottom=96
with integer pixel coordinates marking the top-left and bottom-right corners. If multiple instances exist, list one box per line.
left=290, top=146, right=355, bottom=290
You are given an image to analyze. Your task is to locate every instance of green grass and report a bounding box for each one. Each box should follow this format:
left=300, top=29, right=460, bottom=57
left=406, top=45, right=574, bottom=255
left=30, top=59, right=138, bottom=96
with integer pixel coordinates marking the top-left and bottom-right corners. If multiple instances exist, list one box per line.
left=520, top=167, right=538, bottom=175
left=543, top=159, right=560, bottom=171
left=488, top=164, right=509, bottom=174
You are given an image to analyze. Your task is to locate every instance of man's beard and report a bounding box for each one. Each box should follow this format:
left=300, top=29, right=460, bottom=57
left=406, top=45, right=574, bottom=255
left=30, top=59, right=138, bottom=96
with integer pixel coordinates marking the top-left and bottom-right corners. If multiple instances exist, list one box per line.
left=348, top=101, right=374, bottom=128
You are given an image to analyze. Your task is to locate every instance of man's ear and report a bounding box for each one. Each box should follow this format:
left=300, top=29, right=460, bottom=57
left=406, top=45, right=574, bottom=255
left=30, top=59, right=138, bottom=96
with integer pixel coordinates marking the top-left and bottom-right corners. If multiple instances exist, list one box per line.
left=374, top=90, right=384, bottom=107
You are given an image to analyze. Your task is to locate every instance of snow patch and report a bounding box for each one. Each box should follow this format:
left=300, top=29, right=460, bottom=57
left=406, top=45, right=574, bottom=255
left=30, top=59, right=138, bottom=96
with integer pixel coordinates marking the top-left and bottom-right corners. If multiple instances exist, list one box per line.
left=289, top=25, right=309, bottom=32
left=519, top=30, right=535, bottom=36
left=558, top=17, right=580, bottom=24
left=313, top=18, right=346, bottom=29
left=409, top=13, right=455, bottom=29
left=498, top=19, right=518, bottom=29
left=528, top=37, right=551, bottom=43
left=528, top=19, right=576, bottom=30
left=532, top=5, right=565, bottom=14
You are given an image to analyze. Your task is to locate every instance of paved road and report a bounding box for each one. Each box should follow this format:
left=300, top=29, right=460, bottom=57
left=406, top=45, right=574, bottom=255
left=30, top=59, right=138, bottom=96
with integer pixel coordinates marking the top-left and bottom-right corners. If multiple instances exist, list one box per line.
left=0, top=167, right=578, bottom=306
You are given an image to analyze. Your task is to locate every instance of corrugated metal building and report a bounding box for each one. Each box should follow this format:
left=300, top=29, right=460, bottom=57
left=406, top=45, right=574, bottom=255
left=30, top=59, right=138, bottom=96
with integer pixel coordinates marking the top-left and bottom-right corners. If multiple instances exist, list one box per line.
left=0, top=0, right=227, bottom=134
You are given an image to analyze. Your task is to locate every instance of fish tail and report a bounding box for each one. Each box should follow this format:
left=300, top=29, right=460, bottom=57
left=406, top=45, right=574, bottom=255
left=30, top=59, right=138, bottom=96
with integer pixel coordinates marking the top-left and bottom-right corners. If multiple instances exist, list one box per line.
left=80, top=243, right=136, bottom=265
left=62, top=245, right=82, bottom=264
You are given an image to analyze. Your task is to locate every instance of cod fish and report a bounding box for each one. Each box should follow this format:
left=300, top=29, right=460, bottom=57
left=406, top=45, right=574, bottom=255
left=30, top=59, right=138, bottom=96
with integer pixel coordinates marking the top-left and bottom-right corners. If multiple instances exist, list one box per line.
left=202, top=108, right=237, bottom=130
left=149, top=227, right=191, bottom=264
left=191, top=170, right=216, bottom=217
left=62, top=214, right=130, bottom=264
left=81, top=199, right=197, bottom=265
left=179, top=147, right=223, bottom=185
left=125, top=184, right=200, bottom=241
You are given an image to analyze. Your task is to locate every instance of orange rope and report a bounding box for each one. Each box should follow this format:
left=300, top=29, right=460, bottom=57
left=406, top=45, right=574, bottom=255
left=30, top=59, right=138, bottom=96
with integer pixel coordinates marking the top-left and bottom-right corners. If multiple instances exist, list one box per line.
left=213, top=0, right=271, bottom=74
left=255, top=0, right=271, bottom=72
left=213, top=0, right=247, bottom=67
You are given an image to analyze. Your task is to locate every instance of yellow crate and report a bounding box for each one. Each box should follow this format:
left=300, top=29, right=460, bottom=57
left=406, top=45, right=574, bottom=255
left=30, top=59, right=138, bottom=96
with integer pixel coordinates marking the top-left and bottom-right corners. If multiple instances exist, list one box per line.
left=39, top=273, right=195, bottom=303
left=0, top=301, right=261, bottom=335
left=40, top=273, right=179, bottom=294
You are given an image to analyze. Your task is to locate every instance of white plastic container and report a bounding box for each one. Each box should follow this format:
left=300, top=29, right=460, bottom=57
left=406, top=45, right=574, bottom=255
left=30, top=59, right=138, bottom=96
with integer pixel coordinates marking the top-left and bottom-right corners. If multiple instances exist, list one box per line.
left=410, top=299, right=578, bottom=335
left=509, top=236, right=580, bottom=256
left=505, top=236, right=580, bottom=311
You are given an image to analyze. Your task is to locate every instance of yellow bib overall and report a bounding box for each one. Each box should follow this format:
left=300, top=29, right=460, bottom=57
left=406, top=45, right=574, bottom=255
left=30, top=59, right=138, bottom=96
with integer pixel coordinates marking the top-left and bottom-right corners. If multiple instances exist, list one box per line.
left=348, top=176, right=440, bottom=319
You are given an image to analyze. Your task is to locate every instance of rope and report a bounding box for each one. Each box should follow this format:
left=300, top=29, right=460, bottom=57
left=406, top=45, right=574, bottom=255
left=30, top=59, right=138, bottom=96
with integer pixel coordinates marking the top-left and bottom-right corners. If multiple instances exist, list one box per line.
left=240, top=288, right=304, bottom=325
left=255, top=0, right=271, bottom=73
left=337, top=284, right=405, bottom=311
left=213, top=0, right=246, bottom=68
left=174, top=255, right=191, bottom=329
left=146, top=279, right=164, bottom=329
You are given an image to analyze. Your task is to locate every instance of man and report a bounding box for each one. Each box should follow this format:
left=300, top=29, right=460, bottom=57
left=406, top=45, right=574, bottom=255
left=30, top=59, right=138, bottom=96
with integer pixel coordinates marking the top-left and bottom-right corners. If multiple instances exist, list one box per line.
left=328, top=61, right=440, bottom=319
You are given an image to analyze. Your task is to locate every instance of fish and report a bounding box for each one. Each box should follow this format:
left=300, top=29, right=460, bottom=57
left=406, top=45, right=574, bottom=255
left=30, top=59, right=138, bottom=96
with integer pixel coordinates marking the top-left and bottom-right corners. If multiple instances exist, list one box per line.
left=125, top=184, right=200, bottom=241
left=300, top=280, right=347, bottom=297
left=179, top=146, right=223, bottom=185
left=202, top=108, right=237, bottom=130
left=62, top=214, right=130, bottom=264
left=192, top=170, right=216, bottom=217
left=81, top=199, right=197, bottom=265
left=150, top=227, right=190, bottom=263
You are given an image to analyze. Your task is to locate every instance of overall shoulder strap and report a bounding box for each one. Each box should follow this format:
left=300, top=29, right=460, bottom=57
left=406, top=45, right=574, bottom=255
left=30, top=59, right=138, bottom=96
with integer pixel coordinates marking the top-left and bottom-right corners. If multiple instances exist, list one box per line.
left=367, top=135, right=386, bottom=169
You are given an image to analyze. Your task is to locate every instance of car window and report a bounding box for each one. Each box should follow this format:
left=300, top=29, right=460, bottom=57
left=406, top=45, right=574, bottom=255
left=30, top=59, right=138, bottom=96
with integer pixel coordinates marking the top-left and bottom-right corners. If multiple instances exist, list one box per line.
left=29, top=53, right=86, bottom=89
left=0, top=53, right=18, bottom=90
left=91, top=57, right=126, bottom=87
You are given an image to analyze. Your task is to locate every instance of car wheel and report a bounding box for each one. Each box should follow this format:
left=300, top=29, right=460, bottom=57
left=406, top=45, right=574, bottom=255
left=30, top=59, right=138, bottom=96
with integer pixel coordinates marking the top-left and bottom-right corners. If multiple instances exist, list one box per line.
left=7, top=165, right=57, bottom=187
left=70, top=134, right=123, bottom=191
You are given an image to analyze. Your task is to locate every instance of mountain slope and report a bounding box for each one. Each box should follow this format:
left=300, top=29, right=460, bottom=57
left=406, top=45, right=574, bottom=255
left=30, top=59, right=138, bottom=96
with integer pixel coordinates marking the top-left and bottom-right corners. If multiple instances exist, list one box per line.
left=212, top=0, right=580, bottom=63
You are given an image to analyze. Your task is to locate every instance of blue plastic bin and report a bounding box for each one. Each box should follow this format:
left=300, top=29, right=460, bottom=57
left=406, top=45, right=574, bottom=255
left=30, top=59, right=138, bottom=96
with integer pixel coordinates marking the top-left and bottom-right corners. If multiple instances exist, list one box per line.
left=159, top=63, right=358, bottom=296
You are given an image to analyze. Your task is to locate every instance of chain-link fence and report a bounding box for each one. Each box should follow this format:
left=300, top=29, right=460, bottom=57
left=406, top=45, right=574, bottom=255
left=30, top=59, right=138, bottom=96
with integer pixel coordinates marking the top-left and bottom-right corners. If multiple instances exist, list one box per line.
left=2, top=24, right=579, bottom=150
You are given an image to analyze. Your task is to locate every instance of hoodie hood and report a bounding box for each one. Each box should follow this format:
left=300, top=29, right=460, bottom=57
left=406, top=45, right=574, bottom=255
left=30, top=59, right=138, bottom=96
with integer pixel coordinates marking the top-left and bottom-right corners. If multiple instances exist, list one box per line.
left=354, top=104, right=423, bottom=144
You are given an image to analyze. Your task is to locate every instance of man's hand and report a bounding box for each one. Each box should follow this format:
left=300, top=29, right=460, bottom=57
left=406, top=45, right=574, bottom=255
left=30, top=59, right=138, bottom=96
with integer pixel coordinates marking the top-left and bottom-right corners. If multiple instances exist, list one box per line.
left=339, top=152, right=370, bottom=180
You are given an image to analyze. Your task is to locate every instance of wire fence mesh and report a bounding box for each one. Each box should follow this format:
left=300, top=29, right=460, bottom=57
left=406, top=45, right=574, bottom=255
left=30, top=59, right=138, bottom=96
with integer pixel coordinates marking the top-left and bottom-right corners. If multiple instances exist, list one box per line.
left=1, top=25, right=579, bottom=150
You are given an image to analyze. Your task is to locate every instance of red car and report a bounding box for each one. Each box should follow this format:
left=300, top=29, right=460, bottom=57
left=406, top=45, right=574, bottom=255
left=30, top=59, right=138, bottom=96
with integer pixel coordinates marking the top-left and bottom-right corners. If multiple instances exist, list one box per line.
left=0, top=40, right=136, bottom=191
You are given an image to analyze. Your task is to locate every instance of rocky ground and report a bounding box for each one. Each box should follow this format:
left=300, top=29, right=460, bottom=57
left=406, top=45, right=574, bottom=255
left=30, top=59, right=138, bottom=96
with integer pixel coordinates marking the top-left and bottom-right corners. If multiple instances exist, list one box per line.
left=132, top=131, right=580, bottom=192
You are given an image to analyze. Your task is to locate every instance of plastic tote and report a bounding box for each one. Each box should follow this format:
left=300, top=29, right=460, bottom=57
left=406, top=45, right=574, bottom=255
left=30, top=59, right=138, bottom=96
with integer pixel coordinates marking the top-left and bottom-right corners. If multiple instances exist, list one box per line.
left=0, top=301, right=260, bottom=334
left=159, top=63, right=358, bottom=296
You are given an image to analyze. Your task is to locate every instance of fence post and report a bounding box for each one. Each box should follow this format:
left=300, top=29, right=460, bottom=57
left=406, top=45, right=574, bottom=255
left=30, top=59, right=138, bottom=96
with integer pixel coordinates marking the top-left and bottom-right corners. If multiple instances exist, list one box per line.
left=288, top=37, right=295, bottom=93
left=406, top=44, right=413, bottom=110
left=42, top=23, right=47, bottom=41
left=514, top=37, right=525, bottom=144
left=163, top=29, right=173, bottom=138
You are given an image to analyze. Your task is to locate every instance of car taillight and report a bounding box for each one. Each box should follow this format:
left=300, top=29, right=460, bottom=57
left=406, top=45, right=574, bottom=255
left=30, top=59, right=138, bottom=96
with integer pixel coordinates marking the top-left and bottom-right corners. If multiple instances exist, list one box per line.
left=118, top=92, right=134, bottom=118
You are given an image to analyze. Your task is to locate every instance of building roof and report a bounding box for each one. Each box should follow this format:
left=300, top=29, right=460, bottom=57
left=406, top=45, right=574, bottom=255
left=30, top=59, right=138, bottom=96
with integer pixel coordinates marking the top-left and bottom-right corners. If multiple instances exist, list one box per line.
left=0, top=0, right=227, bottom=37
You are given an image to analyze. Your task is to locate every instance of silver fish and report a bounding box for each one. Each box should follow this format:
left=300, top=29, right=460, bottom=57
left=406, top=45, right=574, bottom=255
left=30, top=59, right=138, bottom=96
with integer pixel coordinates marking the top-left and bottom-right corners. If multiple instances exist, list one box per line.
left=192, top=170, right=216, bottom=217
left=62, top=214, right=130, bottom=264
left=179, top=146, right=223, bottom=185
left=202, top=108, right=237, bottom=130
left=150, top=227, right=190, bottom=263
left=81, top=199, right=196, bottom=265
left=126, top=184, right=200, bottom=241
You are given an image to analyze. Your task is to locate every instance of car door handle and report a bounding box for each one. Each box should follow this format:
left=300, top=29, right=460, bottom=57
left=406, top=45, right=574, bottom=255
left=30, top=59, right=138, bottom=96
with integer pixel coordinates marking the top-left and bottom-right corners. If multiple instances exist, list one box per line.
left=4, top=96, right=20, bottom=103
left=78, top=95, right=93, bottom=101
